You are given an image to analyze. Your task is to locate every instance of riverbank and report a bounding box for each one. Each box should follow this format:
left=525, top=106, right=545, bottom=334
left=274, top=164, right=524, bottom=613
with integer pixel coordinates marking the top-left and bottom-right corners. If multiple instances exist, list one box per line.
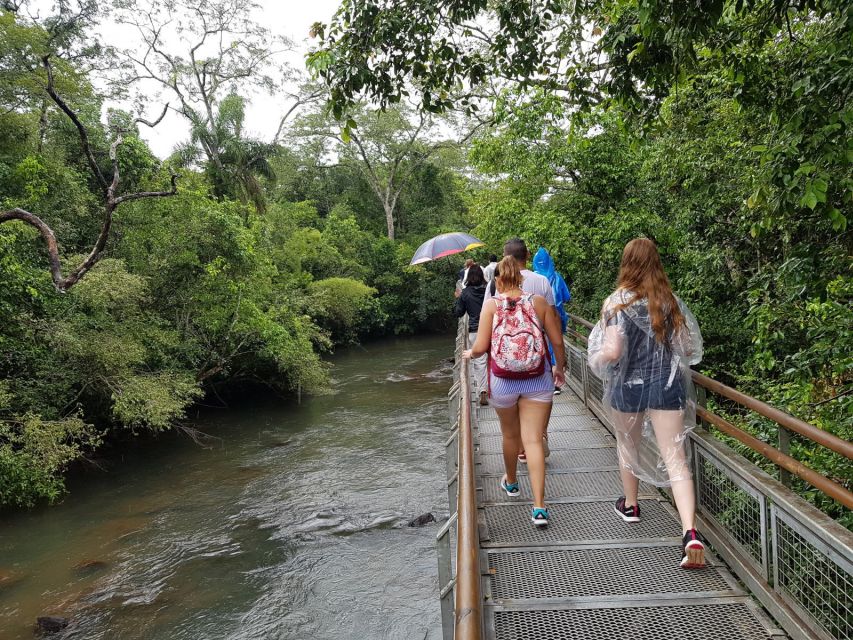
left=0, top=334, right=452, bottom=639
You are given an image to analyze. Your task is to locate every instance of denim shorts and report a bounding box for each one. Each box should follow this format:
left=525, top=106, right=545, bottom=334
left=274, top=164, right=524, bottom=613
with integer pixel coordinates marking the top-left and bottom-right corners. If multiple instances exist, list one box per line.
left=609, top=377, right=685, bottom=413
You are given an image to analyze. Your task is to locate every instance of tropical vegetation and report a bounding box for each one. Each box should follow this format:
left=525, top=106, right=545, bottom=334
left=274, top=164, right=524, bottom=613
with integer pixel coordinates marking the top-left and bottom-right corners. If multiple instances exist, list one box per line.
left=0, top=0, right=849, bottom=523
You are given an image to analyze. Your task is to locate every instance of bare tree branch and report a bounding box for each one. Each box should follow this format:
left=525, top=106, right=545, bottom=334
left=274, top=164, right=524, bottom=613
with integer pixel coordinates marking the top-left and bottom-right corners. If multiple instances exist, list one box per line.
left=42, top=55, right=108, bottom=192
left=273, top=90, right=325, bottom=144
left=1, top=59, right=179, bottom=292
left=135, top=102, right=169, bottom=128
left=0, top=208, right=65, bottom=286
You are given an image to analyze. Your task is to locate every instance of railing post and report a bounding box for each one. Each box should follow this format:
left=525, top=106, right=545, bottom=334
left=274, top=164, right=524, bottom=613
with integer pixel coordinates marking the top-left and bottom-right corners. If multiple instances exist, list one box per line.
left=778, top=425, right=792, bottom=487
left=696, top=384, right=709, bottom=431
left=436, top=513, right=457, bottom=640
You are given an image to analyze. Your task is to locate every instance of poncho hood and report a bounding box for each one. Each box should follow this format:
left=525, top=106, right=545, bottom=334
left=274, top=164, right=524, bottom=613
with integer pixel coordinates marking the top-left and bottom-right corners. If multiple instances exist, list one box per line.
left=532, top=248, right=556, bottom=281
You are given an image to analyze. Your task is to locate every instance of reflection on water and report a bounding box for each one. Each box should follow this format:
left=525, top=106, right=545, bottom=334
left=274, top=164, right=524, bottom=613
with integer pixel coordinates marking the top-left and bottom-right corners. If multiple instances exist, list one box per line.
left=0, top=334, right=453, bottom=640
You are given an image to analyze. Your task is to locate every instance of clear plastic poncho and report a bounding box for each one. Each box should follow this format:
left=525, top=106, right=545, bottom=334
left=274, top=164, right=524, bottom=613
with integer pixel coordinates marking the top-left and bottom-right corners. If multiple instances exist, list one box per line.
left=587, top=289, right=703, bottom=487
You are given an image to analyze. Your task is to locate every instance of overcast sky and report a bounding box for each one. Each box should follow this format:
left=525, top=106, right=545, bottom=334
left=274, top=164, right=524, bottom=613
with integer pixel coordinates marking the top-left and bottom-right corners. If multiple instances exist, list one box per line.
left=102, top=0, right=343, bottom=158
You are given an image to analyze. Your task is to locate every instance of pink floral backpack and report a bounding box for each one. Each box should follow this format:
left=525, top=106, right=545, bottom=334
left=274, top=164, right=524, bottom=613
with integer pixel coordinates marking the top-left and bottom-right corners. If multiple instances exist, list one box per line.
left=490, top=293, right=546, bottom=379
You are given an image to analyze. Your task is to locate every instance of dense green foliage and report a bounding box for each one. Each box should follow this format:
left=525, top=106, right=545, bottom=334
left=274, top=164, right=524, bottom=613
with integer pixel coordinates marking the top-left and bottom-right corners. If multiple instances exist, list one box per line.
left=0, top=7, right=466, bottom=508
left=1, top=0, right=849, bottom=524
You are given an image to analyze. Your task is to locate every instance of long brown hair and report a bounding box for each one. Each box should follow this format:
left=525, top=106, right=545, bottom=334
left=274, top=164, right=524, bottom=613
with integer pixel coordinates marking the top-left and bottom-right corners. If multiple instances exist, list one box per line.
left=611, top=238, right=685, bottom=342
left=495, top=256, right=523, bottom=293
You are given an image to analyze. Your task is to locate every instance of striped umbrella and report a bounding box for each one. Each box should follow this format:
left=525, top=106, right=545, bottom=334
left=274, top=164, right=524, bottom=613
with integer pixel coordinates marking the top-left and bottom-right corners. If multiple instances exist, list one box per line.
left=409, top=232, right=485, bottom=265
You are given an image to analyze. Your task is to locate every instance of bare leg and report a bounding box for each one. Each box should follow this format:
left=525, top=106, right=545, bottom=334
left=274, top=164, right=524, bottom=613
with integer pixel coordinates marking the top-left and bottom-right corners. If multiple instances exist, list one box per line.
left=518, top=398, right=552, bottom=508
left=611, top=411, right=643, bottom=507
left=468, top=332, right=487, bottom=394
left=495, top=405, right=521, bottom=485
left=649, top=409, right=696, bottom=533
left=545, top=365, right=556, bottom=437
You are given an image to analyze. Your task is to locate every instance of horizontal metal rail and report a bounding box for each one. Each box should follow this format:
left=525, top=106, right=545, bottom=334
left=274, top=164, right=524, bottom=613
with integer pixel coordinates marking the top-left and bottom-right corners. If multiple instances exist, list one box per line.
left=696, top=406, right=853, bottom=510
left=454, top=322, right=483, bottom=640
left=692, top=371, right=853, bottom=461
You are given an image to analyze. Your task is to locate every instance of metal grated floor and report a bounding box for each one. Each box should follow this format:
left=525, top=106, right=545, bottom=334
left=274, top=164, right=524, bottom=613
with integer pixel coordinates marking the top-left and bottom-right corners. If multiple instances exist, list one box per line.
left=477, top=414, right=602, bottom=434
left=478, top=429, right=614, bottom=450
left=488, top=546, right=735, bottom=600
left=466, top=387, right=785, bottom=639
left=479, top=470, right=658, bottom=504
left=483, top=500, right=681, bottom=545
left=476, top=402, right=587, bottom=420
left=492, top=603, right=776, bottom=640
left=477, top=448, right=619, bottom=475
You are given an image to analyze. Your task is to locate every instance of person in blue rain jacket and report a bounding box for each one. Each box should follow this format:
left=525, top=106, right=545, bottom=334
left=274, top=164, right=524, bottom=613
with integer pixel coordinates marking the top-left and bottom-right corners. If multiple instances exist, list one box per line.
left=532, top=247, right=571, bottom=334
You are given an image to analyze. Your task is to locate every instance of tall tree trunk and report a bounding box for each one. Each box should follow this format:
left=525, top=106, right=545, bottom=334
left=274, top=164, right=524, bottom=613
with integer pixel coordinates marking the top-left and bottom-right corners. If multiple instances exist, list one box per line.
left=37, top=98, right=48, bottom=153
left=384, top=200, right=395, bottom=240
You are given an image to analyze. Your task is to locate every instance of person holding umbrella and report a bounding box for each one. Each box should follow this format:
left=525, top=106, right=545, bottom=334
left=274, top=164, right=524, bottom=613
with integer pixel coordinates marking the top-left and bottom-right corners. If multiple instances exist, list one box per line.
left=409, top=232, right=484, bottom=266
left=454, top=265, right=489, bottom=405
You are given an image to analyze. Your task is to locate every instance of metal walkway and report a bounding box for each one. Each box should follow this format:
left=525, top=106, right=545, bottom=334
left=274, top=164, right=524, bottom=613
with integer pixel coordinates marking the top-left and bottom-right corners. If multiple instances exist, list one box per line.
left=439, top=319, right=852, bottom=640
left=473, top=388, right=786, bottom=640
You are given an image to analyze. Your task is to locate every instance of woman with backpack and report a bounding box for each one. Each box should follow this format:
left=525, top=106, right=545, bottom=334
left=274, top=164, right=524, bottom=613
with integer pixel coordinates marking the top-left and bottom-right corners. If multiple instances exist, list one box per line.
left=587, top=238, right=706, bottom=568
left=462, top=256, right=566, bottom=527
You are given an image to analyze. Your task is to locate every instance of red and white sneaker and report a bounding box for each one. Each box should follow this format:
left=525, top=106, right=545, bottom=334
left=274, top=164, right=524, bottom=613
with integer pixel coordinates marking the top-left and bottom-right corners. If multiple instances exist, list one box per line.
left=681, top=529, right=706, bottom=568
left=614, top=496, right=640, bottom=523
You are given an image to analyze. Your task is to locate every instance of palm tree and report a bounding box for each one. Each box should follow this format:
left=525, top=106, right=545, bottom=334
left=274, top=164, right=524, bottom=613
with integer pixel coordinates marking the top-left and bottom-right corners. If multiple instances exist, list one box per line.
left=175, top=93, right=276, bottom=219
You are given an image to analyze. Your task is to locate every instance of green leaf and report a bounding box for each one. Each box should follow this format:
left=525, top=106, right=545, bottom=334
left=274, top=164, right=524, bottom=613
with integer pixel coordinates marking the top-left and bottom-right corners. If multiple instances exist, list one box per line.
left=626, top=42, right=645, bottom=63
left=801, top=188, right=818, bottom=210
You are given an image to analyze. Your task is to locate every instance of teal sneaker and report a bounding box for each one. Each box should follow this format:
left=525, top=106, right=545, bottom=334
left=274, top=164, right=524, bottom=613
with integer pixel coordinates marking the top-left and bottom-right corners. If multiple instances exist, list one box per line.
left=500, top=476, right=520, bottom=497
left=531, top=507, right=549, bottom=527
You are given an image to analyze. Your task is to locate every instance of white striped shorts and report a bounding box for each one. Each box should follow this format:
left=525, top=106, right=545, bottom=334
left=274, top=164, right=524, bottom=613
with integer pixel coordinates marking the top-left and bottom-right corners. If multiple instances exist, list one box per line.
left=489, top=369, right=554, bottom=409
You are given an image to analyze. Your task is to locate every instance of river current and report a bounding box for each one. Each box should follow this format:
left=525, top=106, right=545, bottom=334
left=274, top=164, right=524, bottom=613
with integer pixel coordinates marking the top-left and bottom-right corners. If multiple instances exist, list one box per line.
left=0, top=335, right=452, bottom=639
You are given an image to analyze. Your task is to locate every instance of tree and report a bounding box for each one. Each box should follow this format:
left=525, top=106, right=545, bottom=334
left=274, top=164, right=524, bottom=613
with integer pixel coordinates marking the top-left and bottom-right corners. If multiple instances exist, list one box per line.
left=114, top=0, right=296, bottom=171
left=0, top=54, right=177, bottom=292
left=288, top=100, right=471, bottom=239
left=309, top=0, right=852, bottom=233
left=175, top=92, right=276, bottom=216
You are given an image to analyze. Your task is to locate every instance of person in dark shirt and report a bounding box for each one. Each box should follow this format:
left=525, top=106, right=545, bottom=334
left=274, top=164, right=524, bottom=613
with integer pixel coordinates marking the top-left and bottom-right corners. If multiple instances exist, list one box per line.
left=454, top=265, right=488, bottom=405
left=456, top=258, right=476, bottom=289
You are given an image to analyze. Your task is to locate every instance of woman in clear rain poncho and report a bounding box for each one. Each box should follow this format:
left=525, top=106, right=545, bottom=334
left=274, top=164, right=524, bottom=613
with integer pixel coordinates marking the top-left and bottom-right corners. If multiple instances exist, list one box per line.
left=588, top=238, right=706, bottom=568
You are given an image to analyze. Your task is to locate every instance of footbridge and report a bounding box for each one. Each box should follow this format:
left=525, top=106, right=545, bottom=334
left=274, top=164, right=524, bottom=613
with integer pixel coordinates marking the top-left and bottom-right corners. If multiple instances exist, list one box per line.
left=436, top=315, right=852, bottom=640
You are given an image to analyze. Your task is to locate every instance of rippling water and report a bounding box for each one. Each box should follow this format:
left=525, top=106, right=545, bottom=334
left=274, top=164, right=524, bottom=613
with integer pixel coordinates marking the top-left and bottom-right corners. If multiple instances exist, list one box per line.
left=0, top=334, right=453, bottom=639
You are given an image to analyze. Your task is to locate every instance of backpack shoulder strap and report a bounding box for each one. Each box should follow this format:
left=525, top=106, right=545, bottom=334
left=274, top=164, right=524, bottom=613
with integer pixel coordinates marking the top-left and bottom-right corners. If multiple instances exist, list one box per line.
left=517, top=293, right=544, bottom=331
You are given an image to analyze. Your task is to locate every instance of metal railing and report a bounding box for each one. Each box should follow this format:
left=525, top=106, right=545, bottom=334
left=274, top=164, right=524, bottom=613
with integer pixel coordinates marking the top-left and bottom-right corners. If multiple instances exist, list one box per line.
left=437, top=320, right=483, bottom=639
left=565, top=313, right=852, bottom=640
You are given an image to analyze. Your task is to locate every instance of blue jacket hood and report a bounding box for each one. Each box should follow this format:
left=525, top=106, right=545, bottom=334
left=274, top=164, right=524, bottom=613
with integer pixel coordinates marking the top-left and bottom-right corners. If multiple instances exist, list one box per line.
left=532, top=247, right=571, bottom=328
left=533, top=248, right=556, bottom=279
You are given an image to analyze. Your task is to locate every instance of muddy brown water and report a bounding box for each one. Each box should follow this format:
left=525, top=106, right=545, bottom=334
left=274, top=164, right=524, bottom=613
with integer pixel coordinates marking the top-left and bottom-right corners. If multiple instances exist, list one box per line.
left=0, top=335, right=453, bottom=639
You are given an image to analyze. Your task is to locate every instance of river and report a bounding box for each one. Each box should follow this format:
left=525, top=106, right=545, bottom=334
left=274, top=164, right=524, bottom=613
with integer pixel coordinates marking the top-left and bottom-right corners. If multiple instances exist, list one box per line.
left=0, top=335, right=453, bottom=640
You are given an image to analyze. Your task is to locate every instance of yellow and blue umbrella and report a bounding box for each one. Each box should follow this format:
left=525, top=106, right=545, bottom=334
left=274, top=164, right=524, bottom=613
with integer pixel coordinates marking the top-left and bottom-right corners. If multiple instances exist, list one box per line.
left=409, top=232, right=484, bottom=265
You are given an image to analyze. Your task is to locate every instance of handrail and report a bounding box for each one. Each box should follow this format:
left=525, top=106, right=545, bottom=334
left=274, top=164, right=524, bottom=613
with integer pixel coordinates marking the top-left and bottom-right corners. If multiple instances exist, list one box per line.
left=565, top=313, right=853, bottom=507
left=568, top=312, right=594, bottom=330
left=696, top=406, right=853, bottom=510
left=455, top=328, right=482, bottom=639
left=692, top=371, right=853, bottom=461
